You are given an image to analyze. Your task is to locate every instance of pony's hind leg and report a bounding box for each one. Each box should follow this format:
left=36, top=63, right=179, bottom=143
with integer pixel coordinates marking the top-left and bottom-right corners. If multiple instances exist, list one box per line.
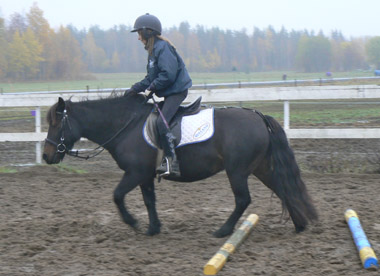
left=214, top=170, right=251, bottom=238
left=140, top=180, right=161, bottom=236
left=113, top=173, right=139, bottom=228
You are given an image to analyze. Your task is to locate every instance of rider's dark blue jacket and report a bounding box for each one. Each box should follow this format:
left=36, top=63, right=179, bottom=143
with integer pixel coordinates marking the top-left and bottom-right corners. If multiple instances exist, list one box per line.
left=131, top=38, right=192, bottom=98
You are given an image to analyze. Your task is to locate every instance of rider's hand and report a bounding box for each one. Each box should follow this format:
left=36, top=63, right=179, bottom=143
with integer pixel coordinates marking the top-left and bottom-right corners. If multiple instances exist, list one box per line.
left=147, top=82, right=156, bottom=92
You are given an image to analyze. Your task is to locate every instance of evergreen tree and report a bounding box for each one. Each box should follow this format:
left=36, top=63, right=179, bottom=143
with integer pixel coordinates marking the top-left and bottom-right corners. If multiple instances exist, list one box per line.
left=366, top=36, right=380, bottom=69
left=0, top=18, right=8, bottom=78
left=7, top=12, right=27, bottom=37
left=296, top=34, right=332, bottom=72
left=54, top=26, right=85, bottom=79
left=83, top=31, right=109, bottom=72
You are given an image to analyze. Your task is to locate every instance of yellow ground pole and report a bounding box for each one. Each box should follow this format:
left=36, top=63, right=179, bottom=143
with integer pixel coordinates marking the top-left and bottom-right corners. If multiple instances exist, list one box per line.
left=203, top=214, right=259, bottom=275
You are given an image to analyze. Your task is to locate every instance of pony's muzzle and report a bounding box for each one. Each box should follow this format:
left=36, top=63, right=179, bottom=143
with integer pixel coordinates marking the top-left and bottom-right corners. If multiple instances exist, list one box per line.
left=42, top=153, right=56, bottom=164
left=42, top=151, right=63, bottom=164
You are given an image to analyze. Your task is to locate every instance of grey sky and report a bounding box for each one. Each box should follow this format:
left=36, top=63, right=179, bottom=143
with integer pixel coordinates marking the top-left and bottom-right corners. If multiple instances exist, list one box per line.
left=0, top=0, right=379, bottom=38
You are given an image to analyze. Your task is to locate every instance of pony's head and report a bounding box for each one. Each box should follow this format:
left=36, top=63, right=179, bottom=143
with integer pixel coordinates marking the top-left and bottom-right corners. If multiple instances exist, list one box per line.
left=43, top=97, right=79, bottom=164
left=43, top=94, right=150, bottom=164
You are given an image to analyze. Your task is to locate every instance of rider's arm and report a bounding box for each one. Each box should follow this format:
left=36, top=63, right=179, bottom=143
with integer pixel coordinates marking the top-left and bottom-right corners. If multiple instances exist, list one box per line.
left=131, top=74, right=150, bottom=92
left=150, top=42, right=178, bottom=92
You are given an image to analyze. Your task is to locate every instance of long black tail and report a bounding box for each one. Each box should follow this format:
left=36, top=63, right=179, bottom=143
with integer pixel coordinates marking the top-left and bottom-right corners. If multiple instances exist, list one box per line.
left=263, top=114, right=318, bottom=231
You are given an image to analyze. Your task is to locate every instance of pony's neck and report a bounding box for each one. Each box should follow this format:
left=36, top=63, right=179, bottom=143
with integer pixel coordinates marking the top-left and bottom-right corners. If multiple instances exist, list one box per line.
left=71, top=96, right=149, bottom=148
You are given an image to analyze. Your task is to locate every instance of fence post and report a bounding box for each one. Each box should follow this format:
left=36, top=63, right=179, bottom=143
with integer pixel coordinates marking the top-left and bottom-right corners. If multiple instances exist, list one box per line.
left=35, top=106, right=41, bottom=164
left=284, top=100, right=290, bottom=130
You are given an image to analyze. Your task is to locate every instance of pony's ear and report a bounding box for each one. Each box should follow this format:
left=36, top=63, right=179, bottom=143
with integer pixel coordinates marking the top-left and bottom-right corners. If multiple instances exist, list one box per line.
left=57, top=97, right=66, bottom=113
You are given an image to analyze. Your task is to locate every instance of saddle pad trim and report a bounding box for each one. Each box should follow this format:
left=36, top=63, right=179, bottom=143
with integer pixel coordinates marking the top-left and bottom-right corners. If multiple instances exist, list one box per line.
left=143, top=120, right=158, bottom=149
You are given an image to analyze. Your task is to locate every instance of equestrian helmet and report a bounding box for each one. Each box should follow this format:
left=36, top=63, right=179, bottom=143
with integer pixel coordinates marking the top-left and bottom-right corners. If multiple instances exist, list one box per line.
left=131, top=13, right=162, bottom=35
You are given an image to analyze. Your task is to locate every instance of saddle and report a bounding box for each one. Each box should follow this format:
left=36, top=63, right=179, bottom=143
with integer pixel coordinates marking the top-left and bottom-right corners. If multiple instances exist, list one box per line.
left=145, top=96, right=202, bottom=148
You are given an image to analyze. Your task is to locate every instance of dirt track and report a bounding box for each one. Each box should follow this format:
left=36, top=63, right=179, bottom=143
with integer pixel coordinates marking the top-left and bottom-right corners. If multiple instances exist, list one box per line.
left=1, top=138, right=380, bottom=275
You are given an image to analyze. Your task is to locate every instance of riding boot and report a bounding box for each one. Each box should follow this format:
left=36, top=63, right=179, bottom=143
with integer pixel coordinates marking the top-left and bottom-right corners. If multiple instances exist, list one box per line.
left=156, top=131, right=181, bottom=177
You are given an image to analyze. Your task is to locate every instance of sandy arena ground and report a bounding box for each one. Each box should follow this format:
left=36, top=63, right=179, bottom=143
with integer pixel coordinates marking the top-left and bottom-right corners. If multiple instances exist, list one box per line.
left=1, top=137, right=380, bottom=276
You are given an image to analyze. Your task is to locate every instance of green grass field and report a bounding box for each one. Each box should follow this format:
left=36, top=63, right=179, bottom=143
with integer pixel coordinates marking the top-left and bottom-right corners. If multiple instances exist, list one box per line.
left=0, top=71, right=376, bottom=93
left=243, top=101, right=380, bottom=127
left=209, top=100, right=379, bottom=127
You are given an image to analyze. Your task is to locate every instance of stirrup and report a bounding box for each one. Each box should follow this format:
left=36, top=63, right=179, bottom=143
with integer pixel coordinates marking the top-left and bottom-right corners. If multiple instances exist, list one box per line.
left=156, top=157, right=181, bottom=177
left=157, top=157, right=171, bottom=177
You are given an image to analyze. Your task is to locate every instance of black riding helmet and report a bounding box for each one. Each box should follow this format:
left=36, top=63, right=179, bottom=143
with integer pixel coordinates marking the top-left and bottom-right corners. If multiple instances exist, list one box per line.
left=131, top=13, right=162, bottom=35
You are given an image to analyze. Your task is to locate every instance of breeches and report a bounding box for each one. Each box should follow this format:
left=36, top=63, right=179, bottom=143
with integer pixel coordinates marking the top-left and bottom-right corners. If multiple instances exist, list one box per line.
left=156, top=90, right=188, bottom=135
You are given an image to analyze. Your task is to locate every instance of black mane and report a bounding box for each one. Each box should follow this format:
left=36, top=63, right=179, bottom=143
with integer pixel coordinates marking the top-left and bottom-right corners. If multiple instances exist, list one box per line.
left=47, top=94, right=152, bottom=127
left=75, top=93, right=149, bottom=109
left=73, top=94, right=152, bottom=119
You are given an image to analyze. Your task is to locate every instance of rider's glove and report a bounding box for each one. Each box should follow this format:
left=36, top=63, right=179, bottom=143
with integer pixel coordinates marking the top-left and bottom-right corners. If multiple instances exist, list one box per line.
left=147, top=82, right=156, bottom=92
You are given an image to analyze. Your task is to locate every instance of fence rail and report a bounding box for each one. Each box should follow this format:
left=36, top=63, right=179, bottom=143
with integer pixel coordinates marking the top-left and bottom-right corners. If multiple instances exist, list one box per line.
left=2, top=76, right=380, bottom=95
left=1, top=83, right=380, bottom=163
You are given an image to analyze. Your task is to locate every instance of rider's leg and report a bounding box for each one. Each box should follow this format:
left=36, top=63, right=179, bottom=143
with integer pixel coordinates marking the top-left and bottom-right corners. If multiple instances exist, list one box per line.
left=156, top=90, right=187, bottom=176
left=156, top=129, right=180, bottom=176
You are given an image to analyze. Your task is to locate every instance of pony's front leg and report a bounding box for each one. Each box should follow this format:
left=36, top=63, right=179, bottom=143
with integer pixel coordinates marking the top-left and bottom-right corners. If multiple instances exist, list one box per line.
left=113, top=173, right=139, bottom=227
left=140, top=180, right=161, bottom=236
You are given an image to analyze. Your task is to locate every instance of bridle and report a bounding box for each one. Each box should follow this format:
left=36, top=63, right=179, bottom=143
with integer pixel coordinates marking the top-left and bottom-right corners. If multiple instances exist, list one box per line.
left=45, top=109, right=73, bottom=154
left=45, top=108, right=135, bottom=160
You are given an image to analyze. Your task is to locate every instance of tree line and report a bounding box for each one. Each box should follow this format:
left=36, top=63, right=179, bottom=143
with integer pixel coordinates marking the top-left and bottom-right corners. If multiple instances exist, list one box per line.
left=1, top=3, right=380, bottom=81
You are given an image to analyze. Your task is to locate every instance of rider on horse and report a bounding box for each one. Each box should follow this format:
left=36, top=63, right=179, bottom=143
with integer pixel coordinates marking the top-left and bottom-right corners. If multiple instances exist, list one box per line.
left=125, top=13, right=192, bottom=177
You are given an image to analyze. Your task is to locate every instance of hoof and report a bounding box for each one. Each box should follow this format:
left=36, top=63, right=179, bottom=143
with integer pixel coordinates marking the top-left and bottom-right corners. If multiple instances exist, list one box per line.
left=130, top=220, right=138, bottom=229
left=213, top=228, right=232, bottom=238
left=123, top=217, right=138, bottom=228
left=295, top=225, right=305, bottom=233
left=146, top=226, right=161, bottom=236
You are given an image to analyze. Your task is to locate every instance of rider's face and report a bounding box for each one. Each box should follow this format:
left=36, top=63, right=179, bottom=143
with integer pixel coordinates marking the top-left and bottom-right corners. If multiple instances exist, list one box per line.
left=138, top=31, right=147, bottom=45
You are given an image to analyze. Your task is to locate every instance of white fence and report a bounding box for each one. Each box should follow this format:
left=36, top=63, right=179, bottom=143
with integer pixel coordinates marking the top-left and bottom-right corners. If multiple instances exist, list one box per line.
left=1, top=84, right=380, bottom=163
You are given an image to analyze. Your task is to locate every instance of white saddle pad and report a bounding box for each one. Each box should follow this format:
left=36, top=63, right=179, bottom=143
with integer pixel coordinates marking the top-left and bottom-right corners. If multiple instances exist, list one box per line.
left=143, top=108, right=215, bottom=148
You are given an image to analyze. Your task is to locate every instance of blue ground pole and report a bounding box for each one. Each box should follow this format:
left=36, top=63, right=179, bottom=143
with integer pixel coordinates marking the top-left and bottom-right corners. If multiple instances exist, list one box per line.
left=345, top=209, right=379, bottom=270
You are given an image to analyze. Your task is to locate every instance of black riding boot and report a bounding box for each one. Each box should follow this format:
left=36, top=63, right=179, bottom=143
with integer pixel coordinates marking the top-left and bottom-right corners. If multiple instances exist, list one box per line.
left=156, top=131, right=180, bottom=177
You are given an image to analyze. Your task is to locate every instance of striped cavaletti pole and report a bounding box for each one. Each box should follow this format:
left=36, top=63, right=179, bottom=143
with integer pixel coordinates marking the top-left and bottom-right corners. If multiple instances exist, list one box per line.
left=203, top=214, right=259, bottom=275
left=344, top=209, right=379, bottom=270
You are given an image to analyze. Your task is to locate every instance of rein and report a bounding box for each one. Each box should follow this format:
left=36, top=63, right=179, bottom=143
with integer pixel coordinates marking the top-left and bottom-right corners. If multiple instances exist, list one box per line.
left=45, top=109, right=135, bottom=160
